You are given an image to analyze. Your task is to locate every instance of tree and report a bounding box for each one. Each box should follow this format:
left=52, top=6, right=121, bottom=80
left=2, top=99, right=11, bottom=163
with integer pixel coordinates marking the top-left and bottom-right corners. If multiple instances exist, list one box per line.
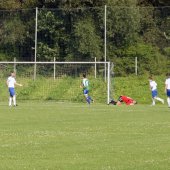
left=0, top=17, right=26, bottom=59
left=0, top=0, right=21, bottom=9
left=107, top=0, right=140, bottom=50
left=73, top=17, right=102, bottom=60
left=37, top=10, right=64, bottom=61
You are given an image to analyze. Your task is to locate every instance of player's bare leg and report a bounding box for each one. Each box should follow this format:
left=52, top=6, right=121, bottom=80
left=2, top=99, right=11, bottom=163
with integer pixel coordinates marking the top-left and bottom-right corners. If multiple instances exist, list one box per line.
left=9, top=97, right=12, bottom=106
left=155, top=97, right=164, bottom=104
left=13, top=95, right=16, bottom=106
left=167, top=97, right=170, bottom=108
left=151, top=98, right=156, bottom=106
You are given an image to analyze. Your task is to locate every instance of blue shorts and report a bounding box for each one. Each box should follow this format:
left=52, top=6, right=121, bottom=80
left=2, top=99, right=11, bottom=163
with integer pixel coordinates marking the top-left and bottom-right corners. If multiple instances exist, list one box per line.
left=83, top=89, right=89, bottom=95
left=9, top=88, right=15, bottom=97
left=152, top=90, right=157, bottom=98
left=167, top=89, right=170, bottom=97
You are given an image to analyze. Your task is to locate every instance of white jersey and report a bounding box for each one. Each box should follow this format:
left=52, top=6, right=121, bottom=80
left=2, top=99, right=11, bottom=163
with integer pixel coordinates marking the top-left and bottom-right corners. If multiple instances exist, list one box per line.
left=7, top=76, right=16, bottom=88
left=82, top=78, right=89, bottom=89
left=165, top=78, right=170, bottom=90
left=149, top=80, right=157, bottom=91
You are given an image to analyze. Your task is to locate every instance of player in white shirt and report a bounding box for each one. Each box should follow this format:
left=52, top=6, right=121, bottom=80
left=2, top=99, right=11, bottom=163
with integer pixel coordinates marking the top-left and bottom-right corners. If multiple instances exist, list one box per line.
left=149, top=76, right=164, bottom=106
left=80, top=74, right=93, bottom=105
left=165, top=73, right=170, bottom=108
left=6, top=72, right=23, bottom=106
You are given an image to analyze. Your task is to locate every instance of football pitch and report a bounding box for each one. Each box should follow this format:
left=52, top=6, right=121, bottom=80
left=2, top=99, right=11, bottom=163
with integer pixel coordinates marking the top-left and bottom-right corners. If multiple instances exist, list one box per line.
left=0, top=102, right=170, bottom=170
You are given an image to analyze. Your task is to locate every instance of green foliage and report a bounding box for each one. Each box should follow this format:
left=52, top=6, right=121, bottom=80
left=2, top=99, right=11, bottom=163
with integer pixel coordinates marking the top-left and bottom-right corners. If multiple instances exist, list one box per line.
left=0, top=76, right=107, bottom=103
left=37, top=42, right=59, bottom=61
left=0, top=17, right=26, bottom=57
left=0, top=0, right=21, bottom=9
left=0, top=18, right=26, bottom=45
left=0, top=75, right=167, bottom=104
left=163, top=47, right=170, bottom=56
left=158, top=0, right=170, bottom=5
left=18, top=80, right=38, bottom=99
left=126, top=43, right=167, bottom=75
left=107, top=0, right=140, bottom=47
left=0, top=0, right=169, bottom=76
left=74, top=17, right=102, bottom=60
left=37, top=10, right=64, bottom=60
left=0, top=53, right=12, bottom=61
left=113, top=75, right=166, bottom=104
left=113, top=43, right=168, bottom=76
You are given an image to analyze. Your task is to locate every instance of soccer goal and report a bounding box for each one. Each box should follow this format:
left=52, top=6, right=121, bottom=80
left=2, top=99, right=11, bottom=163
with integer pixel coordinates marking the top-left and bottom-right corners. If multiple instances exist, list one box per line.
left=0, top=61, right=113, bottom=104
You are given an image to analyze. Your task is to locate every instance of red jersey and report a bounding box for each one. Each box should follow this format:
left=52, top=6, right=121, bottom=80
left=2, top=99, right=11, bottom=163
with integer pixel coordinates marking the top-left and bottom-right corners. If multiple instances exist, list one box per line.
left=118, top=96, right=134, bottom=105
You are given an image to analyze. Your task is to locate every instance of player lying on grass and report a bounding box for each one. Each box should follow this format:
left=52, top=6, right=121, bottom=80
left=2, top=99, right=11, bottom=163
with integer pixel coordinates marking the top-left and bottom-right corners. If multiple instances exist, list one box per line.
left=109, top=95, right=137, bottom=105
left=80, top=74, right=93, bottom=104
left=149, top=76, right=164, bottom=106
left=6, top=71, right=23, bottom=107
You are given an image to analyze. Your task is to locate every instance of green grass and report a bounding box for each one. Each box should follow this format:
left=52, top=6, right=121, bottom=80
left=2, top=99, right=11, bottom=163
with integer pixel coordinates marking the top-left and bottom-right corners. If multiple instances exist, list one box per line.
left=0, top=102, right=170, bottom=170
left=113, top=75, right=166, bottom=104
left=0, top=75, right=167, bottom=104
left=0, top=77, right=107, bottom=103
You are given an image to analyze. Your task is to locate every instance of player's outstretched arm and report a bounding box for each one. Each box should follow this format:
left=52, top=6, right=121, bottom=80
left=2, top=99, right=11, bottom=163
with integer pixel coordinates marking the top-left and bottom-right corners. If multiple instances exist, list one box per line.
left=15, top=82, right=23, bottom=87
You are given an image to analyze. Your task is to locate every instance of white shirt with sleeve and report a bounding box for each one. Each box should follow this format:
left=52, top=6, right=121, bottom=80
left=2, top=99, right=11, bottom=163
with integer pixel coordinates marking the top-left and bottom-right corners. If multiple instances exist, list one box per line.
left=149, top=80, right=157, bottom=91
left=7, top=76, right=16, bottom=88
left=165, top=78, right=170, bottom=90
left=82, top=78, right=89, bottom=88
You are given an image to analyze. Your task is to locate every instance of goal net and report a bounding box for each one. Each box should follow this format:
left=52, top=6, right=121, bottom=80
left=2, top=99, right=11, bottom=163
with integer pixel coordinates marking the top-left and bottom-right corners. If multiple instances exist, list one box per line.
left=0, top=61, right=113, bottom=104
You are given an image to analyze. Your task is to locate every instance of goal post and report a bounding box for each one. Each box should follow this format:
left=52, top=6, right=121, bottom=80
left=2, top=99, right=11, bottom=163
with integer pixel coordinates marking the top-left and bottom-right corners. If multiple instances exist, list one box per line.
left=0, top=61, right=113, bottom=104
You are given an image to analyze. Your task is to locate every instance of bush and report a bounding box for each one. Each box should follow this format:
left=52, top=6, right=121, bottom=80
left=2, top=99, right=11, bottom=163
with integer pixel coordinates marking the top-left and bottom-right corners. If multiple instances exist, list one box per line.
left=112, top=43, right=167, bottom=76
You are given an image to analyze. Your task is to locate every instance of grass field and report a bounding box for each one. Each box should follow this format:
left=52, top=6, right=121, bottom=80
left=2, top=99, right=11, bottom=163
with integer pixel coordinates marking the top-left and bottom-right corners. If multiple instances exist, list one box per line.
left=0, top=101, right=170, bottom=170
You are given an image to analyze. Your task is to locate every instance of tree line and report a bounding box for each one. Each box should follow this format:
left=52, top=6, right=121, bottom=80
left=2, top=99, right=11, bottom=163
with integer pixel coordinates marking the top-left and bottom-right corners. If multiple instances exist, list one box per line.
left=0, top=0, right=169, bottom=75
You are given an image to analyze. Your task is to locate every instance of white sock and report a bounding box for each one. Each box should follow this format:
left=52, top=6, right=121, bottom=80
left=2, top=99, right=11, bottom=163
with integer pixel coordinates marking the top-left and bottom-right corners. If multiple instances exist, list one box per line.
left=13, top=96, right=16, bottom=106
left=152, top=98, right=155, bottom=105
left=9, top=97, right=12, bottom=106
left=167, top=97, right=170, bottom=107
left=155, top=97, right=164, bottom=103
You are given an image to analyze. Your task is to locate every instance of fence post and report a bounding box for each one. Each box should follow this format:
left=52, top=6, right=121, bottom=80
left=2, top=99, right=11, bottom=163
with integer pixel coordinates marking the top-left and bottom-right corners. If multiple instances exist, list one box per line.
left=14, top=57, right=16, bottom=73
left=135, top=57, right=138, bottom=75
left=95, top=57, right=97, bottom=78
left=107, top=62, right=110, bottom=104
left=104, top=5, right=107, bottom=82
left=34, top=7, right=38, bottom=80
left=54, top=57, right=56, bottom=80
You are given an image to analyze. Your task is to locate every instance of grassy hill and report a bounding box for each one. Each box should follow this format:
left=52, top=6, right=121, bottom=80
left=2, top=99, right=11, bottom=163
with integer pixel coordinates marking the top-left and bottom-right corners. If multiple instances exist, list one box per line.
left=0, top=75, right=167, bottom=104
left=113, top=75, right=166, bottom=104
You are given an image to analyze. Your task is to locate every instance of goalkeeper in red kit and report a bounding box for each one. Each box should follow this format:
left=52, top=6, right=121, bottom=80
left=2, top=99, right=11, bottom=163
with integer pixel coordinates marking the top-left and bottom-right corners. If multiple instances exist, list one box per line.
left=117, top=95, right=137, bottom=105
left=109, top=95, right=137, bottom=105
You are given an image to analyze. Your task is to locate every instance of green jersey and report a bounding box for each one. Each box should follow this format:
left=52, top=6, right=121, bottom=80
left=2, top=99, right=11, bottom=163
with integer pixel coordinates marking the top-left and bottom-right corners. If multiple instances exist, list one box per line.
left=82, top=78, right=90, bottom=90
